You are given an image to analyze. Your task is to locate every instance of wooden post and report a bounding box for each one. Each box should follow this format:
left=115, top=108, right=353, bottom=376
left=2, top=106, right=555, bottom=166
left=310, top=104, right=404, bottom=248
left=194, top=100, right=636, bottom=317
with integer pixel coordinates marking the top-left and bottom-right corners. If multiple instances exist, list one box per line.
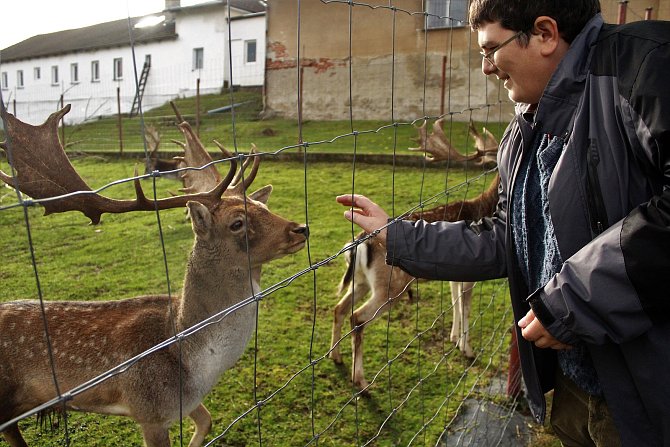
left=196, top=78, right=201, bottom=137
left=617, top=0, right=628, bottom=24
left=117, top=87, right=124, bottom=156
left=645, top=7, right=653, bottom=20
left=440, top=55, right=447, bottom=116
left=59, top=94, right=65, bottom=145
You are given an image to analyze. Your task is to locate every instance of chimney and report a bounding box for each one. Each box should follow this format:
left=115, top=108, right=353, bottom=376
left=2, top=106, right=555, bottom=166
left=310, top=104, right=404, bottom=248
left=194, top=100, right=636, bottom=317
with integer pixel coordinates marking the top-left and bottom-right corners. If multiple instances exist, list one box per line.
left=165, top=0, right=181, bottom=9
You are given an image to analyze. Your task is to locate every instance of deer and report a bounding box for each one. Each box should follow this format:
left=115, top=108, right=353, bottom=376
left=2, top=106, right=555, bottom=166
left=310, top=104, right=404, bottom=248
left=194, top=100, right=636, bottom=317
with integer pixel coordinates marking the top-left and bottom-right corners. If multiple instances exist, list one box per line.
left=144, top=124, right=184, bottom=181
left=0, top=105, right=308, bottom=447
left=330, top=118, right=500, bottom=392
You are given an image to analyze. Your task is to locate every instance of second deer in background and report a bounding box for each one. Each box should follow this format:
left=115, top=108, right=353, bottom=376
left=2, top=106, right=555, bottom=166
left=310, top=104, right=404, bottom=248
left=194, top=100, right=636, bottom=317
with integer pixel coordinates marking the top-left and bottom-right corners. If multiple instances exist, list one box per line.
left=330, top=119, right=500, bottom=392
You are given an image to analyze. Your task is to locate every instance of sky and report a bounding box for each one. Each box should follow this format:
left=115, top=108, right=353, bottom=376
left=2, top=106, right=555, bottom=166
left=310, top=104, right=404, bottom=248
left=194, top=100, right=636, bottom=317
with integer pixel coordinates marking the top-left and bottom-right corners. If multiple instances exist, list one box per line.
left=0, top=0, right=207, bottom=50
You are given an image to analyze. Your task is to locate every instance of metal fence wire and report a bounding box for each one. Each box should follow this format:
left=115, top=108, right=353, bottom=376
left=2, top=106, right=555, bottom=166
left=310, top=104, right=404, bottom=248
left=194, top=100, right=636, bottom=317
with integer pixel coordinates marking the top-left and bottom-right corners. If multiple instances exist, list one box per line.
left=0, top=1, right=535, bottom=446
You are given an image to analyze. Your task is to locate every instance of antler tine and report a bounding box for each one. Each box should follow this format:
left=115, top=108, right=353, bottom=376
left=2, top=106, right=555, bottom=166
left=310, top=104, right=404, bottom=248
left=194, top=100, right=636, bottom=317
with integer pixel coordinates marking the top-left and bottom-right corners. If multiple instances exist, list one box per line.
left=407, top=121, right=428, bottom=154
left=482, top=127, right=499, bottom=152
left=469, top=119, right=487, bottom=154
left=213, top=140, right=242, bottom=186
left=134, top=153, right=237, bottom=212
left=212, top=141, right=261, bottom=195
left=239, top=144, right=261, bottom=191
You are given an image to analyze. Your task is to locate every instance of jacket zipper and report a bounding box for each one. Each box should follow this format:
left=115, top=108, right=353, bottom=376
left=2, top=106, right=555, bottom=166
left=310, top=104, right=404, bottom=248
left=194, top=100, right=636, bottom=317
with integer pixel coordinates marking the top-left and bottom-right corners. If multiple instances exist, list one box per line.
left=586, top=138, right=609, bottom=236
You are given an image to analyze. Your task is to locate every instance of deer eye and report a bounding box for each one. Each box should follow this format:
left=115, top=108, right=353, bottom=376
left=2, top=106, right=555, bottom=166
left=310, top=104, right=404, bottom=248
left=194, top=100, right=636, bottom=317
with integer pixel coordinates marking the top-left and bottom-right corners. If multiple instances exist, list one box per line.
left=229, top=219, right=244, bottom=232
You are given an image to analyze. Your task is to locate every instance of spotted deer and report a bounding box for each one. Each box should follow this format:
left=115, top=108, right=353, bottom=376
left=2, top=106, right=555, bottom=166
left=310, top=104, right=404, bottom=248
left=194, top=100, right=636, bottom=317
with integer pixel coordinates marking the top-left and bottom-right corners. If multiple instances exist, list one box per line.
left=0, top=105, right=308, bottom=447
left=330, top=119, right=500, bottom=391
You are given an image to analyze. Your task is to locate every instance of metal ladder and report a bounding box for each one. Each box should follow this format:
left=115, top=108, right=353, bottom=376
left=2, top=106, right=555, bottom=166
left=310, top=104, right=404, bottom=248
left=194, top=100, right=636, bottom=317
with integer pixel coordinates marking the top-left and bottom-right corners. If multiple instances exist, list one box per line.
left=130, top=59, right=151, bottom=117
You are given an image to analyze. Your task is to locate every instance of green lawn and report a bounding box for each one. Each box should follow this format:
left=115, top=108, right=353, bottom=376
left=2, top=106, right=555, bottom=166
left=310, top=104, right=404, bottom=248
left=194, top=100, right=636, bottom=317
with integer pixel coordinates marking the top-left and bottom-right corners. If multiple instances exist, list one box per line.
left=0, top=91, right=560, bottom=446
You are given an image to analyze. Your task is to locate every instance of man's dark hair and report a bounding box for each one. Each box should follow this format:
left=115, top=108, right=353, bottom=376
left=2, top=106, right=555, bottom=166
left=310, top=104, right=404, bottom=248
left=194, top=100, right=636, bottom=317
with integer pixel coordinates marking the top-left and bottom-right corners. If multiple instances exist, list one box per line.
left=469, top=0, right=601, bottom=43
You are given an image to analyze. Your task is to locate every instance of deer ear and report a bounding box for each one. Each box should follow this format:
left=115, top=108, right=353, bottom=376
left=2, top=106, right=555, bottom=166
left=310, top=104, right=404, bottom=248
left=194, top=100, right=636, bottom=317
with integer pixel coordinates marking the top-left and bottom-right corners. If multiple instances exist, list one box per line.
left=249, top=185, right=273, bottom=204
left=187, top=201, right=213, bottom=235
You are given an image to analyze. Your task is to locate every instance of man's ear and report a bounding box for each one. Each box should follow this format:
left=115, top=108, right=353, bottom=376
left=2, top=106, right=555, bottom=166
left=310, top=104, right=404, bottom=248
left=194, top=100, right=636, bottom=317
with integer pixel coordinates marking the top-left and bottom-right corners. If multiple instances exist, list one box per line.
left=532, top=16, right=562, bottom=57
left=187, top=201, right=213, bottom=237
left=249, top=185, right=273, bottom=204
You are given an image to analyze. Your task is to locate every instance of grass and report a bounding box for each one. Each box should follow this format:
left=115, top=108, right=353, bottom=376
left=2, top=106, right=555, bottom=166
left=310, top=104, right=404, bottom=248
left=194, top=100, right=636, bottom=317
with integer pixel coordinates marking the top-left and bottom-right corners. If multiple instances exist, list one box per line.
left=42, top=87, right=510, bottom=158
left=0, top=90, right=558, bottom=446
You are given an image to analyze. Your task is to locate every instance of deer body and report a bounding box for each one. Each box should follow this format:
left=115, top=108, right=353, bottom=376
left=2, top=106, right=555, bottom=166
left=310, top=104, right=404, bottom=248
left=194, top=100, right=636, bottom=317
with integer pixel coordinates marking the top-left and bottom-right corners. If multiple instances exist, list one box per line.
left=0, top=195, right=306, bottom=447
left=330, top=118, right=500, bottom=391
left=0, top=106, right=307, bottom=447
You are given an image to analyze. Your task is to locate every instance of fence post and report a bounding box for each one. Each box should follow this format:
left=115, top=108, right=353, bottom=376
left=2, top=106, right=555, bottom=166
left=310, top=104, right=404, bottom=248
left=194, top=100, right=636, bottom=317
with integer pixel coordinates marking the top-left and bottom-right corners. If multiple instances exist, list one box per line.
left=440, top=55, right=447, bottom=116
left=617, top=0, right=628, bottom=24
left=117, top=87, right=124, bottom=156
left=59, top=94, right=65, bottom=145
left=645, top=7, right=653, bottom=20
left=196, top=78, right=201, bottom=137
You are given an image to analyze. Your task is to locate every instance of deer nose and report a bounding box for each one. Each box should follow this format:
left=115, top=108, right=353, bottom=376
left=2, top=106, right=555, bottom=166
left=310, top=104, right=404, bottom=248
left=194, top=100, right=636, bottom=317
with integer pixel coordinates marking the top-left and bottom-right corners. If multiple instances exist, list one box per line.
left=294, top=225, right=309, bottom=238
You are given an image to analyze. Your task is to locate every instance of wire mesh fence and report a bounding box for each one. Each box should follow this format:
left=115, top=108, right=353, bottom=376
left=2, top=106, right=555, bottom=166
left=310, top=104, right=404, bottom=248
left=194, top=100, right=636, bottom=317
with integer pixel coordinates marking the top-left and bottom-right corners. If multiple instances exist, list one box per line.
left=0, top=1, right=538, bottom=446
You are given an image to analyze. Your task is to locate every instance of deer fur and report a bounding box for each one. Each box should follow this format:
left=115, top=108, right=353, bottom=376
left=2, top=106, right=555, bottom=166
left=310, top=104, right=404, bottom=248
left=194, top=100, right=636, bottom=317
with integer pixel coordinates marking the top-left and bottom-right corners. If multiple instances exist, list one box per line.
left=329, top=174, right=499, bottom=391
left=329, top=118, right=501, bottom=392
left=0, top=190, right=307, bottom=447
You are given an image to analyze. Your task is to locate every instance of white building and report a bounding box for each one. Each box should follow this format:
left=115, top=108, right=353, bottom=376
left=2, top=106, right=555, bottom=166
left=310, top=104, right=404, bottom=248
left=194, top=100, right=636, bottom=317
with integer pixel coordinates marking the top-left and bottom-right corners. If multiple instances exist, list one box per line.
left=0, top=0, right=266, bottom=125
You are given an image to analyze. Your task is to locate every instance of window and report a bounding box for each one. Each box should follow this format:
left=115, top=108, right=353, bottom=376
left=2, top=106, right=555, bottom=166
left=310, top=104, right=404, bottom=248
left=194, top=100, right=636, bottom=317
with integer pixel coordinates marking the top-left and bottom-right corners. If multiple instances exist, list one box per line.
left=1, top=72, right=7, bottom=90
left=91, top=60, right=100, bottom=82
left=51, top=65, right=59, bottom=85
left=34, top=67, right=41, bottom=80
left=113, top=58, right=123, bottom=80
left=245, top=40, right=257, bottom=64
left=70, top=63, right=79, bottom=84
left=193, top=47, right=204, bottom=70
left=17, top=70, right=24, bottom=88
left=425, top=0, right=468, bottom=29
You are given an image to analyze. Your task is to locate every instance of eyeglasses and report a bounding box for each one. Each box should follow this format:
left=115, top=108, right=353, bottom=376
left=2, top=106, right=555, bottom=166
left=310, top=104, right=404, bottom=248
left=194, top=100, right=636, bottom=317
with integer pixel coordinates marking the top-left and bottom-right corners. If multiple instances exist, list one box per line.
left=480, top=31, right=524, bottom=66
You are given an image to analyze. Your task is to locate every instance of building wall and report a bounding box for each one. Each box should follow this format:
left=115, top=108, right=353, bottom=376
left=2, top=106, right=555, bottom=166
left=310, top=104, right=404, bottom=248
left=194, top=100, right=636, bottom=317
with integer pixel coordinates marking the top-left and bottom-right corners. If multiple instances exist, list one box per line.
left=601, top=0, right=669, bottom=22
left=264, top=0, right=514, bottom=123
left=229, top=15, right=266, bottom=86
left=264, top=0, right=669, bottom=122
left=0, top=6, right=265, bottom=125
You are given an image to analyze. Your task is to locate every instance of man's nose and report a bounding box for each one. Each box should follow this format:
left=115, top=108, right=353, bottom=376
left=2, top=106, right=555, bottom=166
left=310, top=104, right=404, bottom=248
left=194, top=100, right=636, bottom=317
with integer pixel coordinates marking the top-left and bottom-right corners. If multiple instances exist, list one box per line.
left=481, top=57, right=496, bottom=76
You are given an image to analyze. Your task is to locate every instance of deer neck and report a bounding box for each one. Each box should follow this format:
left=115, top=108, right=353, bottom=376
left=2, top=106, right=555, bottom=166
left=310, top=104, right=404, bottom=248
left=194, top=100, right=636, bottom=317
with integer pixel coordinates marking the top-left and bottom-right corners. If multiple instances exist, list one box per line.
left=178, top=243, right=261, bottom=331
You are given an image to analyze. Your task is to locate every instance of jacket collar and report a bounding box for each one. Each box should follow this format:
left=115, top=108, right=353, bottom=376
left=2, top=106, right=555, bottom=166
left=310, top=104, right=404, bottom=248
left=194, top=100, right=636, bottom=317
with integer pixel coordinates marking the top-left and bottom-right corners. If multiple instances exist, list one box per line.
left=521, top=14, right=604, bottom=136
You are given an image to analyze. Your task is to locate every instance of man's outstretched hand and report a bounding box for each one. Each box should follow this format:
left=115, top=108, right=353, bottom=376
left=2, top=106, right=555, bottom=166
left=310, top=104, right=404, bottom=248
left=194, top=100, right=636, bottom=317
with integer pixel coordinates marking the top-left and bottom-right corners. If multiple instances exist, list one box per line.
left=336, top=194, right=390, bottom=243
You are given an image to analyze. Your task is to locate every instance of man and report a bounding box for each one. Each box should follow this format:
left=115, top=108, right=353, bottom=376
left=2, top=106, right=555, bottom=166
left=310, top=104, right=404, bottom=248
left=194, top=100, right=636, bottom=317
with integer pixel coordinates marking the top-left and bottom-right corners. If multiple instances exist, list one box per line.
left=337, top=1, right=670, bottom=445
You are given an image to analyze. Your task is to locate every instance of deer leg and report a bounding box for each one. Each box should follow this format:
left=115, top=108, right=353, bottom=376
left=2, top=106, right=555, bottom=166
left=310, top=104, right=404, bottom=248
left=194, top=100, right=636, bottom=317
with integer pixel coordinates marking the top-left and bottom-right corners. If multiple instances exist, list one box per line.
left=451, top=282, right=475, bottom=359
left=330, top=282, right=369, bottom=364
left=449, top=281, right=462, bottom=344
left=187, top=403, right=212, bottom=447
left=140, top=423, right=171, bottom=447
left=350, top=291, right=393, bottom=391
left=2, top=423, right=28, bottom=447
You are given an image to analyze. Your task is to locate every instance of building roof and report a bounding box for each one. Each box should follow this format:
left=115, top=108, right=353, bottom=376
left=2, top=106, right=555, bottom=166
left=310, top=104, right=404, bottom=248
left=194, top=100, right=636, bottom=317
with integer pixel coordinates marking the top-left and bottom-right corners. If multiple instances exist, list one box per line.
left=0, top=17, right=177, bottom=63
left=167, top=0, right=266, bottom=14
left=0, top=0, right=266, bottom=63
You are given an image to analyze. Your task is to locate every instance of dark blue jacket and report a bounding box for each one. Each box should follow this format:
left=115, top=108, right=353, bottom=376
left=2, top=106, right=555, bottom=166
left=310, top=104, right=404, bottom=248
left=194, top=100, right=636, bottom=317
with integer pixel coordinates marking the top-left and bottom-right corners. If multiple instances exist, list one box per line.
left=385, top=14, right=670, bottom=446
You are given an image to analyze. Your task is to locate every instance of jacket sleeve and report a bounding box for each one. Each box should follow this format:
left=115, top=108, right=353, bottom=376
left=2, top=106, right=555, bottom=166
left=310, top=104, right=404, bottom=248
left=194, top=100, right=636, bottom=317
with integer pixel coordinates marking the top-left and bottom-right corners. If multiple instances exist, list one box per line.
left=530, top=39, right=670, bottom=346
left=385, top=121, right=521, bottom=283
left=385, top=214, right=508, bottom=283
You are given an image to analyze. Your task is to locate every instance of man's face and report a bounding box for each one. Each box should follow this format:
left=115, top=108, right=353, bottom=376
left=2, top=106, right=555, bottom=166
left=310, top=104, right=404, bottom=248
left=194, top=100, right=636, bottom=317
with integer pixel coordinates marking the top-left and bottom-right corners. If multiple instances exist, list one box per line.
left=477, top=21, right=556, bottom=105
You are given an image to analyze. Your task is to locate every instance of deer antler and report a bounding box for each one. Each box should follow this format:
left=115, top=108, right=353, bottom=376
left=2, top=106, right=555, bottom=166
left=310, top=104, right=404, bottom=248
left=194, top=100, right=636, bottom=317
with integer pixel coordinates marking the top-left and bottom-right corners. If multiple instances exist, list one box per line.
left=408, top=118, right=482, bottom=163
left=408, top=118, right=498, bottom=167
left=468, top=120, right=498, bottom=155
left=172, top=128, right=260, bottom=196
left=0, top=105, right=236, bottom=224
left=146, top=125, right=161, bottom=156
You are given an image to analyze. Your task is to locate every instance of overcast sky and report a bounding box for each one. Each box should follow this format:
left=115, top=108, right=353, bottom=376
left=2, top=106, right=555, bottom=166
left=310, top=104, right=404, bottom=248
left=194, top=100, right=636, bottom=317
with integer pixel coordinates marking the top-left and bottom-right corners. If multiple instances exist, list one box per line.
left=0, top=0, right=207, bottom=50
